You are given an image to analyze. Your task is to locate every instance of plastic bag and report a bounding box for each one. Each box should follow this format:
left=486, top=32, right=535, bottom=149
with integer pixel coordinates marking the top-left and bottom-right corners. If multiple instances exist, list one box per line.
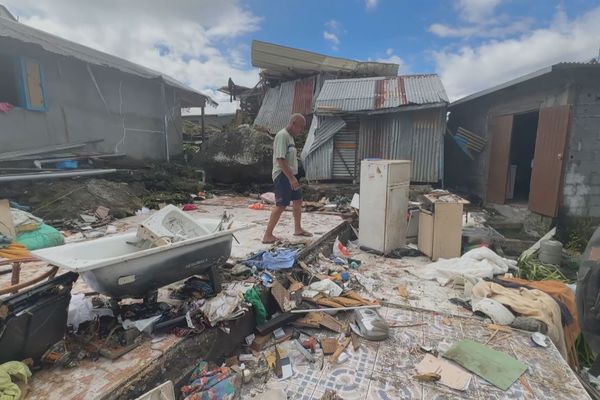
left=333, top=237, right=350, bottom=258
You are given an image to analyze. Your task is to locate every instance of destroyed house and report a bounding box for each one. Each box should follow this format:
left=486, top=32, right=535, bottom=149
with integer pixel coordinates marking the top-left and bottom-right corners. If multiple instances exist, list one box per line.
left=0, top=9, right=215, bottom=160
left=301, top=75, right=449, bottom=182
left=446, top=62, right=600, bottom=218
left=251, top=40, right=399, bottom=135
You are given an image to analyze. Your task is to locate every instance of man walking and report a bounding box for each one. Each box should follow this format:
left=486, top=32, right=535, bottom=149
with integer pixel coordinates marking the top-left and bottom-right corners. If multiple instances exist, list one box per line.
left=262, top=113, right=312, bottom=244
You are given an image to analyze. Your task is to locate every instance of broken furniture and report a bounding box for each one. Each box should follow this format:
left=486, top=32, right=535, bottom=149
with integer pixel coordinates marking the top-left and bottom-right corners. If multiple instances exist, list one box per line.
left=32, top=206, right=235, bottom=299
left=359, top=159, right=410, bottom=254
left=418, top=192, right=469, bottom=261
left=0, top=272, right=78, bottom=364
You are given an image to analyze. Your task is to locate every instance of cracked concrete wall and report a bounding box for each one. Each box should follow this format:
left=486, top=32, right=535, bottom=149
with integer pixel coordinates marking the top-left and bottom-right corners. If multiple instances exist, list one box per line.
left=0, top=37, right=182, bottom=159
left=563, top=71, right=600, bottom=217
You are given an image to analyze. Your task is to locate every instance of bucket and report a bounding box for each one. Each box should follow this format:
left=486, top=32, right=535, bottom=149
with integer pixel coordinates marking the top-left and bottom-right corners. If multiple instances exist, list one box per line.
left=539, top=240, right=562, bottom=265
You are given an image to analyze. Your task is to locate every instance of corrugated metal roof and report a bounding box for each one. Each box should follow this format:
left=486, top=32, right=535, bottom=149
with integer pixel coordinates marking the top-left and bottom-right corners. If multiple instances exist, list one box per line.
left=359, top=109, right=445, bottom=182
left=292, top=77, right=314, bottom=115
left=252, top=40, right=399, bottom=80
left=315, top=75, right=448, bottom=113
left=451, top=62, right=600, bottom=107
left=253, top=80, right=295, bottom=134
left=0, top=17, right=216, bottom=107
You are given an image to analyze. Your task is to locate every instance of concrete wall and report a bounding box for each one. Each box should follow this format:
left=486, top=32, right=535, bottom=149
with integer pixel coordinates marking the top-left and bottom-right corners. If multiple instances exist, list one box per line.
left=0, top=37, right=183, bottom=160
left=446, top=72, right=572, bottom=202
left=563, top=71, right=600, bottom=216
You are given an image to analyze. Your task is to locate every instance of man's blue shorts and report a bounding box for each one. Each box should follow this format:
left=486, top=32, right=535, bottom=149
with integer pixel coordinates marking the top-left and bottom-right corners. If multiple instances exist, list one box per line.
left=274, top=174, right=302, bottom=207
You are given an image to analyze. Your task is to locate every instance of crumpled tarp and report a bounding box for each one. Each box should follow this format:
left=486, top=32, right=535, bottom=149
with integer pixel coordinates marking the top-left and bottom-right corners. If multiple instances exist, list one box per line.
left=0, top=361, right=31, bottom=400
left=181, top=361, right=240, bottom=400
left=472, top=280, right=567, bottom=359
left=406, top=247, right=517, bottom=286
left=242, top=249, right=298, bottom=270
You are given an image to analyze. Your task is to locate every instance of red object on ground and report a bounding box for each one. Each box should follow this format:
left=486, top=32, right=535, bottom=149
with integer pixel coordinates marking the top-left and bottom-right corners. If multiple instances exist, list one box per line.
left=248, top=203, right=267, bottom=210
left=182, top=204, right=198, bottom=211
left=302, top=337, right=317, bottom=353
left=0, top=103, right=14, bottom=113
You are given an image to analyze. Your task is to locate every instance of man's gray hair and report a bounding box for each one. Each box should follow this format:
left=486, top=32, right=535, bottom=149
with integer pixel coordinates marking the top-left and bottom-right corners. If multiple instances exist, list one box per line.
left=289, top=113, right=306, bottom=124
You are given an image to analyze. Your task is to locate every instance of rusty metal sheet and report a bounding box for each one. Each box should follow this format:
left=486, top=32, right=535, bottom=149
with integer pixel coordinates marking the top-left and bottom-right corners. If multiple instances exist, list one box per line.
left=292, top=77, right=314, bottom=115
left=529, top=105, right=571, bottom=217
left=486, top=114, right=514, bottom=204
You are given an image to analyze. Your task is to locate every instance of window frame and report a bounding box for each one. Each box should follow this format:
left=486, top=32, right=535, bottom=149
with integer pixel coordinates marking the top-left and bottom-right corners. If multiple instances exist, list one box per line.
left=16, top=57, right=48, bottom=112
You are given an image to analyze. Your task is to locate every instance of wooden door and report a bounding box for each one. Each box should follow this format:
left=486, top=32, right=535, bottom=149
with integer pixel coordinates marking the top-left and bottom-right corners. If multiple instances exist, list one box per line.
left=529, top=105, right=571, bottom=217
left=486, top=115, right=514, bottom=204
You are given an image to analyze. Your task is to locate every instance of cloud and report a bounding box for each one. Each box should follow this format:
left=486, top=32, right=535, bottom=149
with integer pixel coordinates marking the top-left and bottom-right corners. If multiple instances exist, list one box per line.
left=376, top=48, right=405, bottom=71
left=365, top=0, right=378, bottom=10
left=428, top=0, right=532, bottom=39
left=2, top=0, right=262, bottom=113
left=323, top=19, right=343, bottom=50
left=429, top=17, right=533, bottom=38
left=323, top=31, right=340, bottom=46
left=457, top=0, right=502, bottom=23
left=433, top=6, right=600, bottom=101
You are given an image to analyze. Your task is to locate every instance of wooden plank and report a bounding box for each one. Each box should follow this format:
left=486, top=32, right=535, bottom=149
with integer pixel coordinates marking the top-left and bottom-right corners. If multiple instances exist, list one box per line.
left=486, top=114, right=514, bottom=204
left=529, top=105, right=571, bottom=217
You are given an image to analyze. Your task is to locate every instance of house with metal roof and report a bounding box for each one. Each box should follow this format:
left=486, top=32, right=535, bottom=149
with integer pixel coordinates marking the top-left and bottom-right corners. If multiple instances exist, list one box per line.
left=446, top=61, right=600, bottom=218
left=250, top=40, right=400, bottom=136
left=301, top=74, right=449, bottom=183
left=0, top=6, right=215, bottom=160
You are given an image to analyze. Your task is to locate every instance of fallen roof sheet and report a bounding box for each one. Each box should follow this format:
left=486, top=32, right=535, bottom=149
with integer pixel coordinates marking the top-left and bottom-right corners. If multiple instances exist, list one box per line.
left=0, top=17, right=216, bottom=107
left=252, top=40, right=399, bottom=79
left=315, top=75, right=448, bottom=113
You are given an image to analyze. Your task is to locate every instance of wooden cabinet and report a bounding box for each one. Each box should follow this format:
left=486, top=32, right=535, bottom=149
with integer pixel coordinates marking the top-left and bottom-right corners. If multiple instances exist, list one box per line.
left=418, top=193, right=468, bottom=261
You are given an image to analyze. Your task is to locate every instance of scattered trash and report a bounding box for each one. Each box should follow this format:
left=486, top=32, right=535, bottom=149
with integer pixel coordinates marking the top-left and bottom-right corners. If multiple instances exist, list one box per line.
left=248, top=203, right=267, bottom=210
left=351, top=308, right=389, bottom=341
left=415, top=354, right=472, bottom=390
left=243, top=249, right=298, bottom=271
left=135, top=207, right=151, bottom=216
left=531, top=332, right=549, bottom=348
left=180, top=360, right=240, bottom=400
left=260, top=192, right=276, bottom=204
left=472, top=298, right=516, bottom=325
left=443, top=339, right=528, bottom=390
left=332, top=237, right=351, bottom=258
left=182, top=204, right=199, bottom=211
left=414, top=372, right=441, bottom=382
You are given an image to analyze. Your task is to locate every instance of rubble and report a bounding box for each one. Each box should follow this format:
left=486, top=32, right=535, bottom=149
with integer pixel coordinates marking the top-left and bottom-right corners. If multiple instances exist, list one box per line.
left=191, top=124, right=274, bottom=183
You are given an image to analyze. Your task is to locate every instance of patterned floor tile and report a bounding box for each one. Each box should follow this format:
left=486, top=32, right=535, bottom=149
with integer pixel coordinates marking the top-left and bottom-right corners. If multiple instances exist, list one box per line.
left=367, top=372, right=423, bottom=400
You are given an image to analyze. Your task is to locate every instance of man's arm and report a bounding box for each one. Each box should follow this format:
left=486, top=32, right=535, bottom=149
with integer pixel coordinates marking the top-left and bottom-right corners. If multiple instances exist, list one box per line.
left=277, top=158, right=300, bottom=190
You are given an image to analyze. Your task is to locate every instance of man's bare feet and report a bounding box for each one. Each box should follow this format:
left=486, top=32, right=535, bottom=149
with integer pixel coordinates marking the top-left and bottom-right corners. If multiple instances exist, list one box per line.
left=262, top=234, right=280, bottom=244
left=293, top=229, right=313, bottom=237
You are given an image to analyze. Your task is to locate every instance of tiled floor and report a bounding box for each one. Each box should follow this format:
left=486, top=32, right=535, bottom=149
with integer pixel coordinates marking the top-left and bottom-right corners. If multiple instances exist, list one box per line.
left=240, top=306, right=591, bottom=400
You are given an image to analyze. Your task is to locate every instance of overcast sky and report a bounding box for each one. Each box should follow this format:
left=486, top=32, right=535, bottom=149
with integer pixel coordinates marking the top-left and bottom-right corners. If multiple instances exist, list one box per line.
left=3, top=0, right=600, bottom=113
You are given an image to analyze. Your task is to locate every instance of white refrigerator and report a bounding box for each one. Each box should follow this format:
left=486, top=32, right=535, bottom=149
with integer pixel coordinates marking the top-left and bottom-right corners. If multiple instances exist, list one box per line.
left=359, top=160, right=410, bottom=254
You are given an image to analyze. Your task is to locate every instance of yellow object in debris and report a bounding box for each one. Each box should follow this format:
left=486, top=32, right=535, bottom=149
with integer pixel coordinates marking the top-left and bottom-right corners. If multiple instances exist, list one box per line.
left=0, top=243, right=30, bottom=260
left=0, top=361, right=32, bottom=400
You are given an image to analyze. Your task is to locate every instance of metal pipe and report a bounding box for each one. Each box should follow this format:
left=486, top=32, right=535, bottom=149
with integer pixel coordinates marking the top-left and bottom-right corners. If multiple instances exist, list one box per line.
left=290, top=305, right=381, bottom=314
left=0, top=169, right=117, bottom=182
left=160, top=81, right=170, bottom=162
left=201, top=105, right=206, bottom=141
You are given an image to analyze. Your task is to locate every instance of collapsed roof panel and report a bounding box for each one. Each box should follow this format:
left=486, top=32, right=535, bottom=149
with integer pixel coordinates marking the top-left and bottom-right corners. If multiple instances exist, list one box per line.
left=0, top=16, right=216, bottom=107
left=315, top=75, right=449, bottom=113
left=252, top=40, right=399, bottom=80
